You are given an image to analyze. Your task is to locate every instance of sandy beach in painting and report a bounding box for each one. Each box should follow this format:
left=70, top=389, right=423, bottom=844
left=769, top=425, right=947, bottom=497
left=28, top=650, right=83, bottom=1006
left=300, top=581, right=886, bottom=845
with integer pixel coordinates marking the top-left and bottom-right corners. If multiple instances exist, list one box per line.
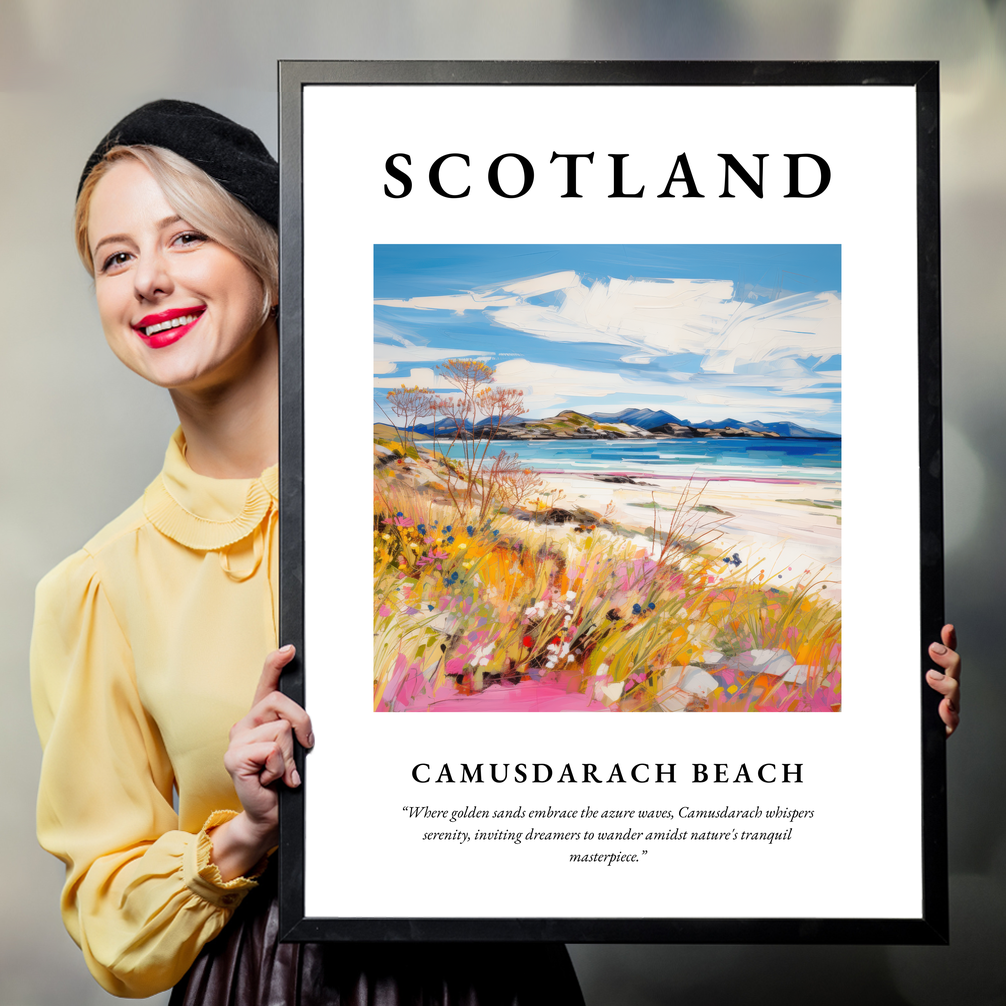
left=534, top=467, right=841, bottom=598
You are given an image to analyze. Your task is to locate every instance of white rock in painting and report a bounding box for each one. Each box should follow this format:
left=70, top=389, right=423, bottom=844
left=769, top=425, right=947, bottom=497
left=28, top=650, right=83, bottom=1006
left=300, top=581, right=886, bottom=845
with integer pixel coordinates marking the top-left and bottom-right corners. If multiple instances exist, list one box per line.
left=733, top=649, right=796, bottom=677
left=599, top=680, right=625, bottom=703
left=656, top=691, right=689, bottom=712
left=782, top=664, right=809, bottom=684
left=680, top=666, right=720, bottom=698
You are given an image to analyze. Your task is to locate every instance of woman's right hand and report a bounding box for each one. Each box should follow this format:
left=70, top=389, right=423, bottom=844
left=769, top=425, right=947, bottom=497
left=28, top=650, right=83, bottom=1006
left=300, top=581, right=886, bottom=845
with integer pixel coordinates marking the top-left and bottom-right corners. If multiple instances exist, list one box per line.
left=209, top=645, right=314, bottom=881
left=926, top=624, right=961, bottom=737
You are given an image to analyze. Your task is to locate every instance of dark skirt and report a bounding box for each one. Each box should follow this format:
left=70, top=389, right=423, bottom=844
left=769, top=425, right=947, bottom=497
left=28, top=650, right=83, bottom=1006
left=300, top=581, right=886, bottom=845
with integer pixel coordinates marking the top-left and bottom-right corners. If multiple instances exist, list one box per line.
left=169, top=870, right=585, bottom=1006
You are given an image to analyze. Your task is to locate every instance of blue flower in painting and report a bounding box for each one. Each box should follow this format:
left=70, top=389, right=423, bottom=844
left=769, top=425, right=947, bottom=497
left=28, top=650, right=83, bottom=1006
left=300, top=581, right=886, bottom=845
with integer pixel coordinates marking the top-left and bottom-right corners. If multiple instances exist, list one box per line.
left=444, top=525, right=453, bottom=533
left=417, top=523, right=426, bottom=535
left=648, top=602, right=656, bottom=610
left=492, top=530, right=499, bottom=537
left=466, top=525, right=474, bottom=536
left=447, top=536, right=455, bottom=544
left=396, top=512, right=404, bottom=517
left=632, top=603, right=642, bottom=615
left=722, top=552, right=742, bottom=568
left=428, top=604, right=434, bottom=611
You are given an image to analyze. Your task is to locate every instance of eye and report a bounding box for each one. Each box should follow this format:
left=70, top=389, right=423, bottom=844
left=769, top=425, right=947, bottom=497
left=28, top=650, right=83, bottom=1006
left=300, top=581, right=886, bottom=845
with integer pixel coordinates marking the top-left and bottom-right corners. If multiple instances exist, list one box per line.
left=100, top=251, right=132, bottom=274
left=172, top=230, right=208, bottom=249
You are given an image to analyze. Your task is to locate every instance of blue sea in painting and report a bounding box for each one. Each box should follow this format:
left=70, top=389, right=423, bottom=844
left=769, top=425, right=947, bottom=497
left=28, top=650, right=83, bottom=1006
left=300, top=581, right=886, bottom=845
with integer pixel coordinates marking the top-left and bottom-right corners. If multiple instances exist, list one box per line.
left=422, top=437, right=841, bottom=483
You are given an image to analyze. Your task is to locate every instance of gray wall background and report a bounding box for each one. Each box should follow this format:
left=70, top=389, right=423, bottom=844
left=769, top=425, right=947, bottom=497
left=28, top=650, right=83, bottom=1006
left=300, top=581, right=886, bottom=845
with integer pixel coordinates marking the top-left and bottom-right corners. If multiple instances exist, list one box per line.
left=1, top=1, right=1003, bottom=1003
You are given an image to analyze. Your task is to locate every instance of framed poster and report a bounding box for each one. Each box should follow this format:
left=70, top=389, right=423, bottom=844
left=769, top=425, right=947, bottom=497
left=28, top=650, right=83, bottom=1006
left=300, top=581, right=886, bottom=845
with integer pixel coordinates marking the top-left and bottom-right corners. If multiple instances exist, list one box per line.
left=277, top=61, right=946, bottom=943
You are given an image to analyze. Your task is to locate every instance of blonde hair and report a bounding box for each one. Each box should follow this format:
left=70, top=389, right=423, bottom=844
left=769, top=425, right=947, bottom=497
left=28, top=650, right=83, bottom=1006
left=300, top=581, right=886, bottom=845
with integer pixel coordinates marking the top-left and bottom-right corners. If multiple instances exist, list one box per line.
left=75, top=145, right=278, bottom=322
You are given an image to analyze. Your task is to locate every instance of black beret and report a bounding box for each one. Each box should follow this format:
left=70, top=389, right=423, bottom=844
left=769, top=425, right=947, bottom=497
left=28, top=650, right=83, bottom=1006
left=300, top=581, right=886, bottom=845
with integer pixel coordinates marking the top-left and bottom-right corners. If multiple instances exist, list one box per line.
left=78, top=99, right=278, bottom=228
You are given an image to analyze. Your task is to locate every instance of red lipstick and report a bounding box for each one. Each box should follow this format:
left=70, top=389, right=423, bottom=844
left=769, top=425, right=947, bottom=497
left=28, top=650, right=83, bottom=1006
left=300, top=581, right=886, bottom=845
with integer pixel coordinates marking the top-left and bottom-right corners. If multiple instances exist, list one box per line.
left=132, top=306, right=205, bottom=349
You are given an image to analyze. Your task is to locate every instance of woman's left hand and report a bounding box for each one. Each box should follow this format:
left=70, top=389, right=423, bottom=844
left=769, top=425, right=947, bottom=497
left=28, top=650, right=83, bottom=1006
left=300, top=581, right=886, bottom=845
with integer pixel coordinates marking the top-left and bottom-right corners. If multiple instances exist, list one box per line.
left=926, top=624, right=961, bottom=737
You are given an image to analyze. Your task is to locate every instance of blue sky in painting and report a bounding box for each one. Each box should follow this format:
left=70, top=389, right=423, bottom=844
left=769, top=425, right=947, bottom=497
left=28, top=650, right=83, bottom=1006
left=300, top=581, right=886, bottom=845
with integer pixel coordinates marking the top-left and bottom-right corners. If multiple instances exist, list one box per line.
left=374, top=245, right=841, bottom=432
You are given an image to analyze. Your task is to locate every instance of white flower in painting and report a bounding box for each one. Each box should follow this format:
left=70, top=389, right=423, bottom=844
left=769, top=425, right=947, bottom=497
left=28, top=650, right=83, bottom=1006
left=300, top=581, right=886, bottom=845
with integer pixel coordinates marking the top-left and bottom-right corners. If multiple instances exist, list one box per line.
left=470, top=643, right=494, bottom=667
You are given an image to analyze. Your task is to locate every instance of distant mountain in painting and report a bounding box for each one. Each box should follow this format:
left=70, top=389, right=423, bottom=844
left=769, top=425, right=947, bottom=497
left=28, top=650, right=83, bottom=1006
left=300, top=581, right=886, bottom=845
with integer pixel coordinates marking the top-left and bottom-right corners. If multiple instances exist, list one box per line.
left=402, top=409, right=839, bottom=441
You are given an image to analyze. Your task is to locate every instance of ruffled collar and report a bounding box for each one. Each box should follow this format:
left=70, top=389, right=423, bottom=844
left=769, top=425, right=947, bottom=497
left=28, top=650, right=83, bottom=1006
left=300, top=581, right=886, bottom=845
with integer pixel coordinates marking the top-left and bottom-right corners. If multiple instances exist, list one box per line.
left=143, top=428, right=278, bottom=551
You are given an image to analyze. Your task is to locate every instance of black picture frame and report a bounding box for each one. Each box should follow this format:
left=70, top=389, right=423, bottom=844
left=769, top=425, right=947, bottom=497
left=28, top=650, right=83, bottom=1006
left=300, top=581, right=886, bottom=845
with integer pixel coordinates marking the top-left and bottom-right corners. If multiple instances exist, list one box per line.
left=277, top=60, right=945, bottom=944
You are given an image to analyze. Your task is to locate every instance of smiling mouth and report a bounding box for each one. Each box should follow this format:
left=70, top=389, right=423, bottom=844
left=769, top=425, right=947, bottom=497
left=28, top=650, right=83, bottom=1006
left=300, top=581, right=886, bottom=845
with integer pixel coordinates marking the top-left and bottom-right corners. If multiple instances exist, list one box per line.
left=131, top=307, right=207, bottom=349
left=135, top=307, right=206, bottom=338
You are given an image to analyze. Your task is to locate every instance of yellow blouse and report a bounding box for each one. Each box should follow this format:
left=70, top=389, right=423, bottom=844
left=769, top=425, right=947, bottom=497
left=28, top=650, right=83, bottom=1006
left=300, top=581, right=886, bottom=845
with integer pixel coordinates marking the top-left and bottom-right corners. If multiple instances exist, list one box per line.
left=31, top=428, right=279, bottom=998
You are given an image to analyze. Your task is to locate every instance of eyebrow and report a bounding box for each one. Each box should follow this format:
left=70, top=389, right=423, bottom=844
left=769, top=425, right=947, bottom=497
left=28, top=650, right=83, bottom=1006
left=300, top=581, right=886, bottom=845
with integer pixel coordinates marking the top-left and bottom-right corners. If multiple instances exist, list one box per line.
left=91, top=215, right=185, bottom=258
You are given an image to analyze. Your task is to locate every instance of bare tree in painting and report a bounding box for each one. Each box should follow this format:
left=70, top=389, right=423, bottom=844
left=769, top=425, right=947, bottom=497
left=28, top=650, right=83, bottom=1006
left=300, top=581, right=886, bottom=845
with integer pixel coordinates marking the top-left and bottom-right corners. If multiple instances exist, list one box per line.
left=386, top=384, right=434, bottom=453
left=434, top=359, right=529, bottom=516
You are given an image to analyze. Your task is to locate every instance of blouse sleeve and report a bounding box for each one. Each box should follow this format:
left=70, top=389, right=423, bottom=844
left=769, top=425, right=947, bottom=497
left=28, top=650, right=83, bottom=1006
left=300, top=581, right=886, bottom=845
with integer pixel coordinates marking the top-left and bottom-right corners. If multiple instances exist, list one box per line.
left=31, top=549, right=262, bottom=998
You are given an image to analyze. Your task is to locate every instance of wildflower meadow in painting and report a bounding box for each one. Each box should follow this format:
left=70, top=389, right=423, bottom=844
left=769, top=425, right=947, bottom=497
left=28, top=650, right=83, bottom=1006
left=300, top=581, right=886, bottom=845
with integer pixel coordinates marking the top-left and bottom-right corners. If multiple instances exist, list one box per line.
left=374, top=245, right=841, bottom=712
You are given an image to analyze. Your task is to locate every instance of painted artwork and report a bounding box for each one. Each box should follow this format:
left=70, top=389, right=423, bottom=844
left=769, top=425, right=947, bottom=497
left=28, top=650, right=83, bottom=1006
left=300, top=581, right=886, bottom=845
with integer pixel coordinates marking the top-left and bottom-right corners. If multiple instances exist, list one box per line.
left=373, top=245, right=841, bottom=713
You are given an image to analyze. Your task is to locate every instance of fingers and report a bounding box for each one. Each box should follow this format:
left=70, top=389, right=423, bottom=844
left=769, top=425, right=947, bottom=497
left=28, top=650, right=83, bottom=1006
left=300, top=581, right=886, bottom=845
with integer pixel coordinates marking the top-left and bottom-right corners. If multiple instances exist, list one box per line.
left=252, top=644, right=297, bottom=706
left=928, top=643, right=961, bottom=679
left=226, top=645, right=313, bottom=801
left=245, top=644, right=314, bottom=750
left=249, top=719, right=298, bottom=788
left=926, top=667, right=959, bottom=705
left=233, top=689, right=314, bottom=750
left=225, top=739, right=289, bottom=788
left=227, top=720, right=301, bottom=788
left=928, top=629, right=961, bottom=682
left=941, top=623, right=957, bottom=653
left=939, top=697, right=960, bottom=737
left=924, top=683, right=960, bottom=737
left=926, top=624, right=961, bottom=738
left=926, top=664, right=960, bottom=739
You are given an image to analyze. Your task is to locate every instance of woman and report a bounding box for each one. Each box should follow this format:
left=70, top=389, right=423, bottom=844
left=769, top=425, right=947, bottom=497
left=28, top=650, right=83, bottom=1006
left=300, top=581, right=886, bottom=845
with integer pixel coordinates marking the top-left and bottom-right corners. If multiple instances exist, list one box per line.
left=32, top=99, right=962, bottom=1003
left=31, top=100, right=586, bottom=1003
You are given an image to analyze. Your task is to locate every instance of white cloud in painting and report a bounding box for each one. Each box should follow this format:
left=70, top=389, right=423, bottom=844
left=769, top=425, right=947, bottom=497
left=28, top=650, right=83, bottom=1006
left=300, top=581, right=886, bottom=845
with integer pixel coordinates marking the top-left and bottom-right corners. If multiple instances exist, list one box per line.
left=375, top=290, right=518, bottom=314
left=491, top=359, right=835, bottom=420
left=374, top=271, right=577, bottom=315
left=377, top=272, right=840, bottom=375
left=374, top=319, right=415, bottom=345
left=689, top=361, right=840, bottom=396
left=492, top=277, right=840, bottom=373
left=374, top=320, right=488, bottom=367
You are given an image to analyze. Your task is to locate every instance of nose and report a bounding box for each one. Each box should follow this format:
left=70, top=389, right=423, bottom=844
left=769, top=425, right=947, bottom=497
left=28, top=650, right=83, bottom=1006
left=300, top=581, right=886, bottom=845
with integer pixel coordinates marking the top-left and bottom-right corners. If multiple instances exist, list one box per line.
left=133, top=247, right=173, bottom=303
